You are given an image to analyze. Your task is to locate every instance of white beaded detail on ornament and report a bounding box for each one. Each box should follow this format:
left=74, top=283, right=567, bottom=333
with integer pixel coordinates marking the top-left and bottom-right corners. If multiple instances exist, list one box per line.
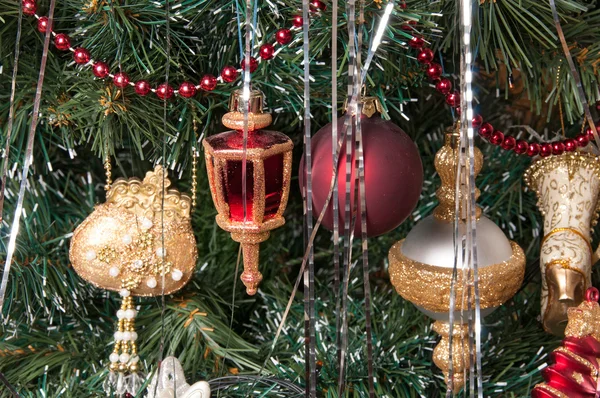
left=119, top=353, right=130, bottom=363
left=146, top=277, right=157, bottom=289
left=155, top=247, right=167, bottom=258
left=122, top=331, right=132, bottom=341
left=141, top=218, right=153, bottom=230
left=117, top=309, right=126, bottom=319
left=119, top=289, right=130, bottom=297
left=122, top=234, right=133, bottom=245
left=114, top=331, right=124, bottom=340
left=130, top=332, right=138, bottom=341
left=85, top=250, right=97, bottom=261
left=132, top=259, right=144, bottom=269
left=109, top=353, right=120, bottom=363
left=109, top=267, right=120, bottom=277
left=125, top=309, right=136, bottom=319
left=130, top=355, right=140, bottom=363
left=171, top=269, right=183, bottom=281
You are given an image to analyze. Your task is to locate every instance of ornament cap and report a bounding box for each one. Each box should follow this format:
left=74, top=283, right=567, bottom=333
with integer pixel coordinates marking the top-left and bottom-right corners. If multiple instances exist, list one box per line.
left=343, top=96, right=384, bottom=118
left=222, top=89, right=273, bottom=131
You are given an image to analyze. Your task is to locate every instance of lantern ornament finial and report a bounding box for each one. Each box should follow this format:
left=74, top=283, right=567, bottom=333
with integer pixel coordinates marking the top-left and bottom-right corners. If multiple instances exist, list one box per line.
left=203, top=89, right=293, bottom=295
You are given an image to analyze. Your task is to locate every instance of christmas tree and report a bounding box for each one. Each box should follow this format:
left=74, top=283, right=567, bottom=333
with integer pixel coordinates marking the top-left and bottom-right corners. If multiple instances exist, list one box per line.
left=1, top=0, right=600, bottom=396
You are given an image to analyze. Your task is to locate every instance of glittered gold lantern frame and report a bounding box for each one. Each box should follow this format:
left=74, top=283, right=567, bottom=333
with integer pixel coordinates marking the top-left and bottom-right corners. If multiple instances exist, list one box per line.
left=203, top=90, right=293, bottom=295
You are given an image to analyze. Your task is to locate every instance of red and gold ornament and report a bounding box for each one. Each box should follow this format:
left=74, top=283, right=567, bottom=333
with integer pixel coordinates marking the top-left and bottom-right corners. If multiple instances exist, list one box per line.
left=299, top=97, right=423, bottom=237
left=203, top=90, right=293, bottom=295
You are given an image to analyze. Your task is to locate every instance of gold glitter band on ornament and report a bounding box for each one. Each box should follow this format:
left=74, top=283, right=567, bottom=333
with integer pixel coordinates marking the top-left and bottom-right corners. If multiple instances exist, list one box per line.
left=541, top=227, right=593, bottom=257
left=388, top=240, right=525, bottom=313
left=532, top=384, right=570, bottom=398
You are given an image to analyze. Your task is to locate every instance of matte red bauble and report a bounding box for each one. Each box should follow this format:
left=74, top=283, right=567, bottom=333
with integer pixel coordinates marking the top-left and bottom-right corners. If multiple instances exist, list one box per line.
left=299, top=97, right=423, bottom=237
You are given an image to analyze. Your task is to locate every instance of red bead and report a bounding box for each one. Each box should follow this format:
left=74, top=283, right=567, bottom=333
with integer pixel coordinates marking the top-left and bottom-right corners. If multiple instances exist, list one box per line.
left=527, top=143, right=540, bottom=157
left=292, top=15, right=303, bottom=28
left=199, top=74, right=217, bottom=91
left=73, top=47, right=91, bottom=65
left=540, top=143, right=553, bottom=157
left=54, top=33, right=71, bottom=51
left=134, top=80, right=151, bottom=96
left=455, top=107, right=461, bottom=116
left=401, top=20, right=417, bottom=31
left=221, top=66, right=238, bottom=83
left=240, top=57, right=259, bottom=73
left=478, top=123, right=493, bottom=138
left=471, top=114, right=483, bottom=129
left=408, top=36, right=424, bottom=49
left=178, top=81, right=197, bottom=98
left=564, top=138, right=577, bottom=152
left=515, top=140, right=528, bottom=155
left=501, top=135, right=516, bottom=150
left=576, top=134, right=589, bottom=147
left=310, top=0, right=326, bottom=11
left=275, top=29, right=293, bottom=45
left=259, top=43, right=275, bottom=60
left=586, top=287, right=600, bottom=302
left=586, top=124, right=600, bottom=140
left=113, top=72, right=130, bottom=88
left=23, top=0, right=37, bottom=15
left=156, top=83, right=174, bottom=100
left=551, top=141, right=565, bottom=155
left=445, top=91, right=460, bottom=107
left=399, top=1, right=407, bottom=8
left=490, top=130, right=504, bottom=145
left=92, top=61, right=110, bottom=78
left=37, top=16, right=49, bottom=33
left=435, top=78, right=452, bottom=95
left=426, top=63, right=442, bottom=80
left=417, top=48, right=434, bottom=64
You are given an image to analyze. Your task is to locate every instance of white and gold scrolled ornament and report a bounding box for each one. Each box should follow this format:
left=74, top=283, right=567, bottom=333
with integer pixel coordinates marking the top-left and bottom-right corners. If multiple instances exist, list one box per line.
left=524, top=151, right=600, bottom=335
left=69, top=165, right=198, bottom=395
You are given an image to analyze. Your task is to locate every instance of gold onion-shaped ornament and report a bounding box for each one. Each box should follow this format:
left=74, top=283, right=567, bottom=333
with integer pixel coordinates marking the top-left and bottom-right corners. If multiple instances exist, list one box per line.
left=524, top=151, right=600, bottom=335
left=203, top=89, right=293, bottom=295
left=388, top=126, right=525, bottom=392
left=69, top=166, right=198, bottom=395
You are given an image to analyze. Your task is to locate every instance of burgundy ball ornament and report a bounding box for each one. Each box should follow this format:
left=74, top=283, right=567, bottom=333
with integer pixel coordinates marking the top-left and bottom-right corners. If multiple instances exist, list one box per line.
left=73, top=47, right=91, bottom=65
left=54, top=33, right=71, bottom=51
left=552, top=141, right=564, bottom=155
left=37, top=16, right=49, bottom=33
left=221, top=66, right=238, bottom=83
left=240, top=57, right=259, bottom=73
left=417, top=48, right=434, bottom=65
left=275, top=29, right=293, bottom=45
left=515, top=139, right=528, bottom=154
left=527, top=143, right=540, bottom=157
left=471, top=114, right=483, bottom=128
left=299, top=97, right=423, bottom=237
left=478, top=122, right=493, bottom=138
left=540, top=143, right=553, bottom=158
left=501, top=135, right=516, bottom=150
left=435, top=78, right=452, bottom=95
left=426, top=63, right=443, bottom=80
left=178, top=81, right=197, bottom=98
left=199, top=74, right=217, bottom=91
left=134, top=80, right=151, bottom=96
left=577, top=133, right=589, bottom=147
left=156, top=83, right=174, bottom=100
left=564, top=138, right=577, bottom=152
left=490, top=130, right=504, bottom=145
left=92, top=61, right=110, bottom=78
left=445, top=91, right=460, bottom=107
left=23, top=0, right=37, bottom=16
left=259, top=43, right=275, bottom=60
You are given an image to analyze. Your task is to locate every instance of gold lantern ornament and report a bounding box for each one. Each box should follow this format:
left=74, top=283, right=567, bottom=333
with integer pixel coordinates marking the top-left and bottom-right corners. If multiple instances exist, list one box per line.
left=203, top=89, right=293, bottom=295
left=388, top=126, right=526, bottom=392
left=69, top=165, right=198, bottom=395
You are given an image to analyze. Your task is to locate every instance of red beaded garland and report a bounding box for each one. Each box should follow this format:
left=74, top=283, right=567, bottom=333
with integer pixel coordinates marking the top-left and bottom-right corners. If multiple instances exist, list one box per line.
left=178, top=81, right=197, bottom=98
left=221, top=66, right=238, bottom=83
left=426, top=63, right=443, bottom=80
left=240, top=57, right=259, bottom=73
left=113, top=73, right=130, bottom=88
left=408, top=36, right=424, bottom=49
left=501, top=135, right=516, bottom=150
left=472, top=114, right=483, bottom=128
left=435, top=78, right=452, bottom=95
left=564, top=138, right=577, bottom=152
left=445, top=91, right=460, bottom=107
left=490, top=130, right=504, bottom=145
left=54, top=33, right=71, bottom=51
left=259, top=43, right=275, bottom=60
left=199, top=74, right=217, bottom=91
left=417, top=48, right=434, bottom=65
left=527, top=143, right=540, bottom=157
left=576, top=134, right=589, bottom=147
left=479, top=123, right=493, bottom=138
left=156, top=83, right=174, bottom=100
left=37, top=16, right=49, bottom=33
left=292, top=15, right=303, bottom=28
left=73, top=47, right=91, bottom=64
left=23, top=0, right=37, bottom=15
left=275, top=29, right=293, bottom=45
left=551, top=141, right=565, bottom=155
left=540, top=143, right=553, bottom=157
left=134, top=80, right=151, bottom=96
left=92, top=61, right=110, bottom=78
left=515, top=140, right=528, bottom=154
left=310, top=0, right=326, bottom=11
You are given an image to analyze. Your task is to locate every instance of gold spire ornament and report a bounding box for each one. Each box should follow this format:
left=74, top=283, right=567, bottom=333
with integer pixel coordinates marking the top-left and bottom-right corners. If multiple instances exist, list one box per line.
left=69, top=166, right=198, bottom=395
left=388, top=125, right=525, bottom=392
left=203, top=90, right=293, bottom=295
